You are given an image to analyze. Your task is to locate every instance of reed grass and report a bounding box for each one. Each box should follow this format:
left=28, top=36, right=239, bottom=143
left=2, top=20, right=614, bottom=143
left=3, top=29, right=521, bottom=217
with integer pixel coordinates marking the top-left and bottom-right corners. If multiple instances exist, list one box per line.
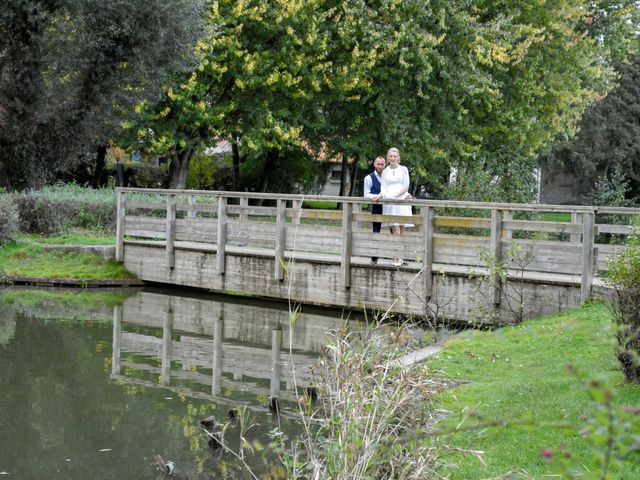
left=278, top=319, right=451, bottom=479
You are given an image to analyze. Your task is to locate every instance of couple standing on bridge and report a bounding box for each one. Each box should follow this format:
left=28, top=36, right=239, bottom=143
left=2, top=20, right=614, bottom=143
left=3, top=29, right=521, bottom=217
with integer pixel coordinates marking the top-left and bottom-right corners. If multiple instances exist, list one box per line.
left=363, top=147, right=414, bottom=266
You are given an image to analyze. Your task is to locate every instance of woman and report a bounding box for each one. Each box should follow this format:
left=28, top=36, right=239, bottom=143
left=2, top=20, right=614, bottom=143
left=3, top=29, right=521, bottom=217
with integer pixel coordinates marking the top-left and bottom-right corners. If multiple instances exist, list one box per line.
left=380, top=147, right=413, bottom=266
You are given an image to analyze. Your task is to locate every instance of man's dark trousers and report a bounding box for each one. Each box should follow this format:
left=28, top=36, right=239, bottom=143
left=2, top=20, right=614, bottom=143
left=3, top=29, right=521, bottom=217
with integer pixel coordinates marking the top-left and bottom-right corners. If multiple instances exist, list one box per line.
left=371, top=203, right=382, bottom=232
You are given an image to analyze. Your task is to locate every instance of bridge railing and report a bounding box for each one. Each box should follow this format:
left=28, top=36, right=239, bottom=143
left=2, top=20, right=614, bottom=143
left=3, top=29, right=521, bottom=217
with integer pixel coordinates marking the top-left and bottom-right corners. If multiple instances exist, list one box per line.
left=116, top=188, right=640, bottom=302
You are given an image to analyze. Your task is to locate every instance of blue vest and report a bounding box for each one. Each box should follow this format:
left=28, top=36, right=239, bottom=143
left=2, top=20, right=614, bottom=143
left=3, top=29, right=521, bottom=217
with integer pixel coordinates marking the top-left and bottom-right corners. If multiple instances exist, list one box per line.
left=369, top=172, right=381, bottom=194
left=369, top=172, right=382, bottom=215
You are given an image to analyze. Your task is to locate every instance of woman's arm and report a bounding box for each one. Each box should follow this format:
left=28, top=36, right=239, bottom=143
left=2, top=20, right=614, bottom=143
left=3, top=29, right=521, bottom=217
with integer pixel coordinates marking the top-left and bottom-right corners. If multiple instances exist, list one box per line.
left=393, top=166, right=410, bottom=198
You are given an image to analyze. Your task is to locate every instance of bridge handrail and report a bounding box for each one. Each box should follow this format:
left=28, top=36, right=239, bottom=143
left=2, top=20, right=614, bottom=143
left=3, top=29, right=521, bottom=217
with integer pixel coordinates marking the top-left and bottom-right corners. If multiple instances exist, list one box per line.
left=115, top=187, right=640, bottom=214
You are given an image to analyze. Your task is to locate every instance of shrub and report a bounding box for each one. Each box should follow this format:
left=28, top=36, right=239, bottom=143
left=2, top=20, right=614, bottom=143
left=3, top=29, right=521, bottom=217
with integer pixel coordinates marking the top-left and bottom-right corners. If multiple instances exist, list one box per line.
left=130, top=162, right=168, bottom=188
left=607, top=222, right=640, bottom=383
left=0, top=195, right=19, bottom=245
left=13, top=184, right=116, bottom=235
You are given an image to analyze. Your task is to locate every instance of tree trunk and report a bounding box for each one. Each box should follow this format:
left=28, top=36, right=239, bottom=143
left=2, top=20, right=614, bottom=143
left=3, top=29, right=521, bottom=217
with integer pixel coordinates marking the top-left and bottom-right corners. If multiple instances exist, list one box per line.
left=231, top=133, right=241, bottom=191
left=260, top=148, right=279, bottom=193
left=338, top=154, right=349, bottom=196
left=349, top=151, right=360, bottom=196
left=92, top=144, right=107, bottom=187
left=169, top=146, right=194, bottom=189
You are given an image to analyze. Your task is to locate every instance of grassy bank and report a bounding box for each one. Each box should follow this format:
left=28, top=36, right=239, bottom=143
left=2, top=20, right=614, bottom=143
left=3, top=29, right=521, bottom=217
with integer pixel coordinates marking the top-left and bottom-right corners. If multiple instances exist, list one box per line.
left=429, top=302, right=640, bottom=478
left=0, top=234, right=134, bottom=280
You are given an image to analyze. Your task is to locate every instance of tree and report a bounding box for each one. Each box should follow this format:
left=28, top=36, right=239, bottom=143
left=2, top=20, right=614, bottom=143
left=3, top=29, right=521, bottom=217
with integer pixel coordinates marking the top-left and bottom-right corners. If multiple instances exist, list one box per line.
left=0, top=0, right=203, bottom=190
left=132, top=0, right=640, bottom=197
left=543, top=55, right=640, bottom=199
left=131, top=0, right=368, bottom=189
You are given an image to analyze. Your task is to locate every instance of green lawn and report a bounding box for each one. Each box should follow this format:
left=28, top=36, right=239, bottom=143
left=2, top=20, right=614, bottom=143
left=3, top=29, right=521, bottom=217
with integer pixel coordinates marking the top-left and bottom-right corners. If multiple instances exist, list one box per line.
left=429, top=302, right=640, bottom=479
left=25, top=232, right=116, bottom=245
left=541, top=212, right=573, bottom=222
left=0, top=234, right=134, bottom=280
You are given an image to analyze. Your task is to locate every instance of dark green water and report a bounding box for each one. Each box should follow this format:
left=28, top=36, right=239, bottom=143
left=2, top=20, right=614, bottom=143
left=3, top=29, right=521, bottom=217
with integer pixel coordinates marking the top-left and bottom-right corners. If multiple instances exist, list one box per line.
left=0, top=288, right=351, bottom=479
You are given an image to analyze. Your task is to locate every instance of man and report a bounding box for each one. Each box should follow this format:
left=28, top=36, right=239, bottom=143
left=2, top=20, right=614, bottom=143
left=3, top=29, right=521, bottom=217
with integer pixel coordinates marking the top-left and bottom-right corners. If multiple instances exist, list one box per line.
left=363, top=156, right=385, bottom=264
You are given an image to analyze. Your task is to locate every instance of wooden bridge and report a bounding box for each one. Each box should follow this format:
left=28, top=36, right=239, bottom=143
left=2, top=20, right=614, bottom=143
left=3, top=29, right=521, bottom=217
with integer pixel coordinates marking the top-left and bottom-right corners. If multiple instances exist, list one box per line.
left=116, top=188, right=640, bottom=324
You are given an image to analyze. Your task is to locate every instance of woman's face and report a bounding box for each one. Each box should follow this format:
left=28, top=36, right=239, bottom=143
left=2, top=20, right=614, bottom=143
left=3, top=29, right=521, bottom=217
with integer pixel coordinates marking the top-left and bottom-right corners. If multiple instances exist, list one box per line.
left=387, top=151, right=400, bottom=167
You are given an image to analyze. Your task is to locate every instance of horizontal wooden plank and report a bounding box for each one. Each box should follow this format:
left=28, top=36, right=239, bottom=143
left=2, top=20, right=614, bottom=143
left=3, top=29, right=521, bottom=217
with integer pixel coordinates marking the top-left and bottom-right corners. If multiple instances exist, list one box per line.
left=124, top=216, right=166, bottom=238
left=227, top=205, right=276, bottom=216
left=176, top=203, right=217, bottom=213
left=353, top=213, right=422, bottom=225
left=175, top=219, right=217, bottom=242
left=596, top=224, right=633, bottom=235
left=503, top=219, right=582, bottom=234
left=434, top=216, right=491, bottom=229
left=298, top=209, right=343, bottom=221
left=119, top=187, right=619, bottom=213
left=126, top=200, right=165, bottom=210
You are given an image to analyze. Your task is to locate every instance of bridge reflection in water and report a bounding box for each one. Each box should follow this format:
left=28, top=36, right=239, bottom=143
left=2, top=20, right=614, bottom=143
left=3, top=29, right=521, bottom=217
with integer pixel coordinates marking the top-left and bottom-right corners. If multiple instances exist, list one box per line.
left=111, top=289, right=361, bottom=416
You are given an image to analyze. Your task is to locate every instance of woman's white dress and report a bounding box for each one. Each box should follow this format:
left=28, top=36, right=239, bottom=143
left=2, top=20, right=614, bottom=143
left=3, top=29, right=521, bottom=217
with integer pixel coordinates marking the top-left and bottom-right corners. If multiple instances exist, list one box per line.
left=381, top=165, right=414, bottom=227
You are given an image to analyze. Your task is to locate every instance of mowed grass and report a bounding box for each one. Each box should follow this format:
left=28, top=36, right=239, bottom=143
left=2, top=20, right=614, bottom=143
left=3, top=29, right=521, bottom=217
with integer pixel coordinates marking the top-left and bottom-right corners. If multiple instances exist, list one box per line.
left=25, top=232, right=115, bottom=245
left=429, top=302, right=640, bottom=479
left=0, top=235, right=134, bottom=280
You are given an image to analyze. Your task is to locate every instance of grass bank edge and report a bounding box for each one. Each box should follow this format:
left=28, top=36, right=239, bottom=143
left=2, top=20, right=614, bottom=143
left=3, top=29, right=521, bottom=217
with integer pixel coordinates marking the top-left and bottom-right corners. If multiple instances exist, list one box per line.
left=428, top=301, right=640, bottom=478
left=0, top=234, right=135, bottom=280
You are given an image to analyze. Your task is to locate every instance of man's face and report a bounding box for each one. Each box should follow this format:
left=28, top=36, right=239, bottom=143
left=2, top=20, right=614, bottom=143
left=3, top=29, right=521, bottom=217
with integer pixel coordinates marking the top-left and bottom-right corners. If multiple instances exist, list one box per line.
left=373, top=158, right=385, bottom=174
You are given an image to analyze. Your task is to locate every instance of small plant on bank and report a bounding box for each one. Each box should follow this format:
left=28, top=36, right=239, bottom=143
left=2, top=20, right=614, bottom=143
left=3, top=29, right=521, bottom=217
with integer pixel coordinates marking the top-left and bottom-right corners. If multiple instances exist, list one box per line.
left=0, top=195, right=19, bottom=245
left=471, top=242, right=540, bottom=324
left=606, top=222, right=640, bottom=383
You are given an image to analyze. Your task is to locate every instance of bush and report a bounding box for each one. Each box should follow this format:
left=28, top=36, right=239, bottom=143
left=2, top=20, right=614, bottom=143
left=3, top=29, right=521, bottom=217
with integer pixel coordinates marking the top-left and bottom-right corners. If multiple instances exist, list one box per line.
left=12, top=184, right=116, bottom=235
left=607, top=223, right=640, bottom=383
left=0, top=195, right=19, bottom=245
left=130, top=162, right=168, bottom=188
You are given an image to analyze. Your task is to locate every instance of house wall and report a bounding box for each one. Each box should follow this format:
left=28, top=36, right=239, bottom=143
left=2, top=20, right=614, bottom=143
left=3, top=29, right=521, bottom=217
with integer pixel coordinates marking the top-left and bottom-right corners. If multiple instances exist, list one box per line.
left=539, top=164, right=593, bottom=205
left=319, top=164, right=350, bottom=196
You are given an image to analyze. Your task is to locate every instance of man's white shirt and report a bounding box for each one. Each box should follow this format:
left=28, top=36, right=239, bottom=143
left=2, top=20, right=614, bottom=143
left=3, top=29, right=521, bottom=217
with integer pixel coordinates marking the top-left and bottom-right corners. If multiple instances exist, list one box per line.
left=363, top=172, right=382, bottom=199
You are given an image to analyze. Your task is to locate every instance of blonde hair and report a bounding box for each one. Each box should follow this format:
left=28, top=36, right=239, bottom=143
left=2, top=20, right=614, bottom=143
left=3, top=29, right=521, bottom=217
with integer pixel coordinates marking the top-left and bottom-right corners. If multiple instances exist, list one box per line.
left=386, top=147, right=400, bottom=162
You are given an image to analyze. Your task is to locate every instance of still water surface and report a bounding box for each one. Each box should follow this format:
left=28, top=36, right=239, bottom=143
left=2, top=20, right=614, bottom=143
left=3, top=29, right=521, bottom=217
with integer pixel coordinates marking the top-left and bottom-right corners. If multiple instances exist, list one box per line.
left=0, top=287, right=362, bottom=479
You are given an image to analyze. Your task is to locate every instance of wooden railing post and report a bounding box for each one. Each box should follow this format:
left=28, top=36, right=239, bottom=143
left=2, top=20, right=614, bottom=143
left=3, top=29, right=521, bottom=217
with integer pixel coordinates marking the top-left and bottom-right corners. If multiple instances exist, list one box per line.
left=341, top=202, right=353, bottom=287
left=275, top=199, right=286, bottom=280
left=292, top=200, right=302, bottom=225
left=422, top=206, right=435, bottom=300
left=161, top=307, right=173, bottom=386
left=352, top=203, right=361, bottom=229
left=581, top=211, right=596, bottom=302
left=490, top=209, right=503, bottom=305
left=115, top=191, right=125, bottom=262
left=211, top=313, right=223, bottom=396
left=239, top=197, right=249, bottom=222
left=571, top=212, right=582, bottom=244
left=166, top=194, right=176, bottom=269
left=502, top=210, right=513, bottom=240
left=187, top=194, right=196, bottom=219
left=216, top=196, right=227, bottom=274
left=111, top=305, right=122, bottom=376
left=269, top=328, right=283, bottom=402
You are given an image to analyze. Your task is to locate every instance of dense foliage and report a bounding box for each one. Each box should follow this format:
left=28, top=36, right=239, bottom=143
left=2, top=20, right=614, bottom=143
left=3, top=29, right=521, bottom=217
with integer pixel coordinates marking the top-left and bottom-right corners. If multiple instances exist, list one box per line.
left=2, top=1, right=639, bottom=198
left=544, top=54, right=640, bottom=201
left=607, top=223, right=640, bottom=383
left=0, top=0, right=203, bottom=190
left=8, top=185, right=117, bottom=235
left=0, top=196, right=19, bottom=245
left=129, top=0, right=640, bottom=198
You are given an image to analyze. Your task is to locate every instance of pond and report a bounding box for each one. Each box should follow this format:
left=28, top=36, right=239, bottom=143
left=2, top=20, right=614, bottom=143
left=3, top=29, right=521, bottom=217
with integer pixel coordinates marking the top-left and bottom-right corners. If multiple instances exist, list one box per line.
left=0, top=287, right=366, bottom=479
